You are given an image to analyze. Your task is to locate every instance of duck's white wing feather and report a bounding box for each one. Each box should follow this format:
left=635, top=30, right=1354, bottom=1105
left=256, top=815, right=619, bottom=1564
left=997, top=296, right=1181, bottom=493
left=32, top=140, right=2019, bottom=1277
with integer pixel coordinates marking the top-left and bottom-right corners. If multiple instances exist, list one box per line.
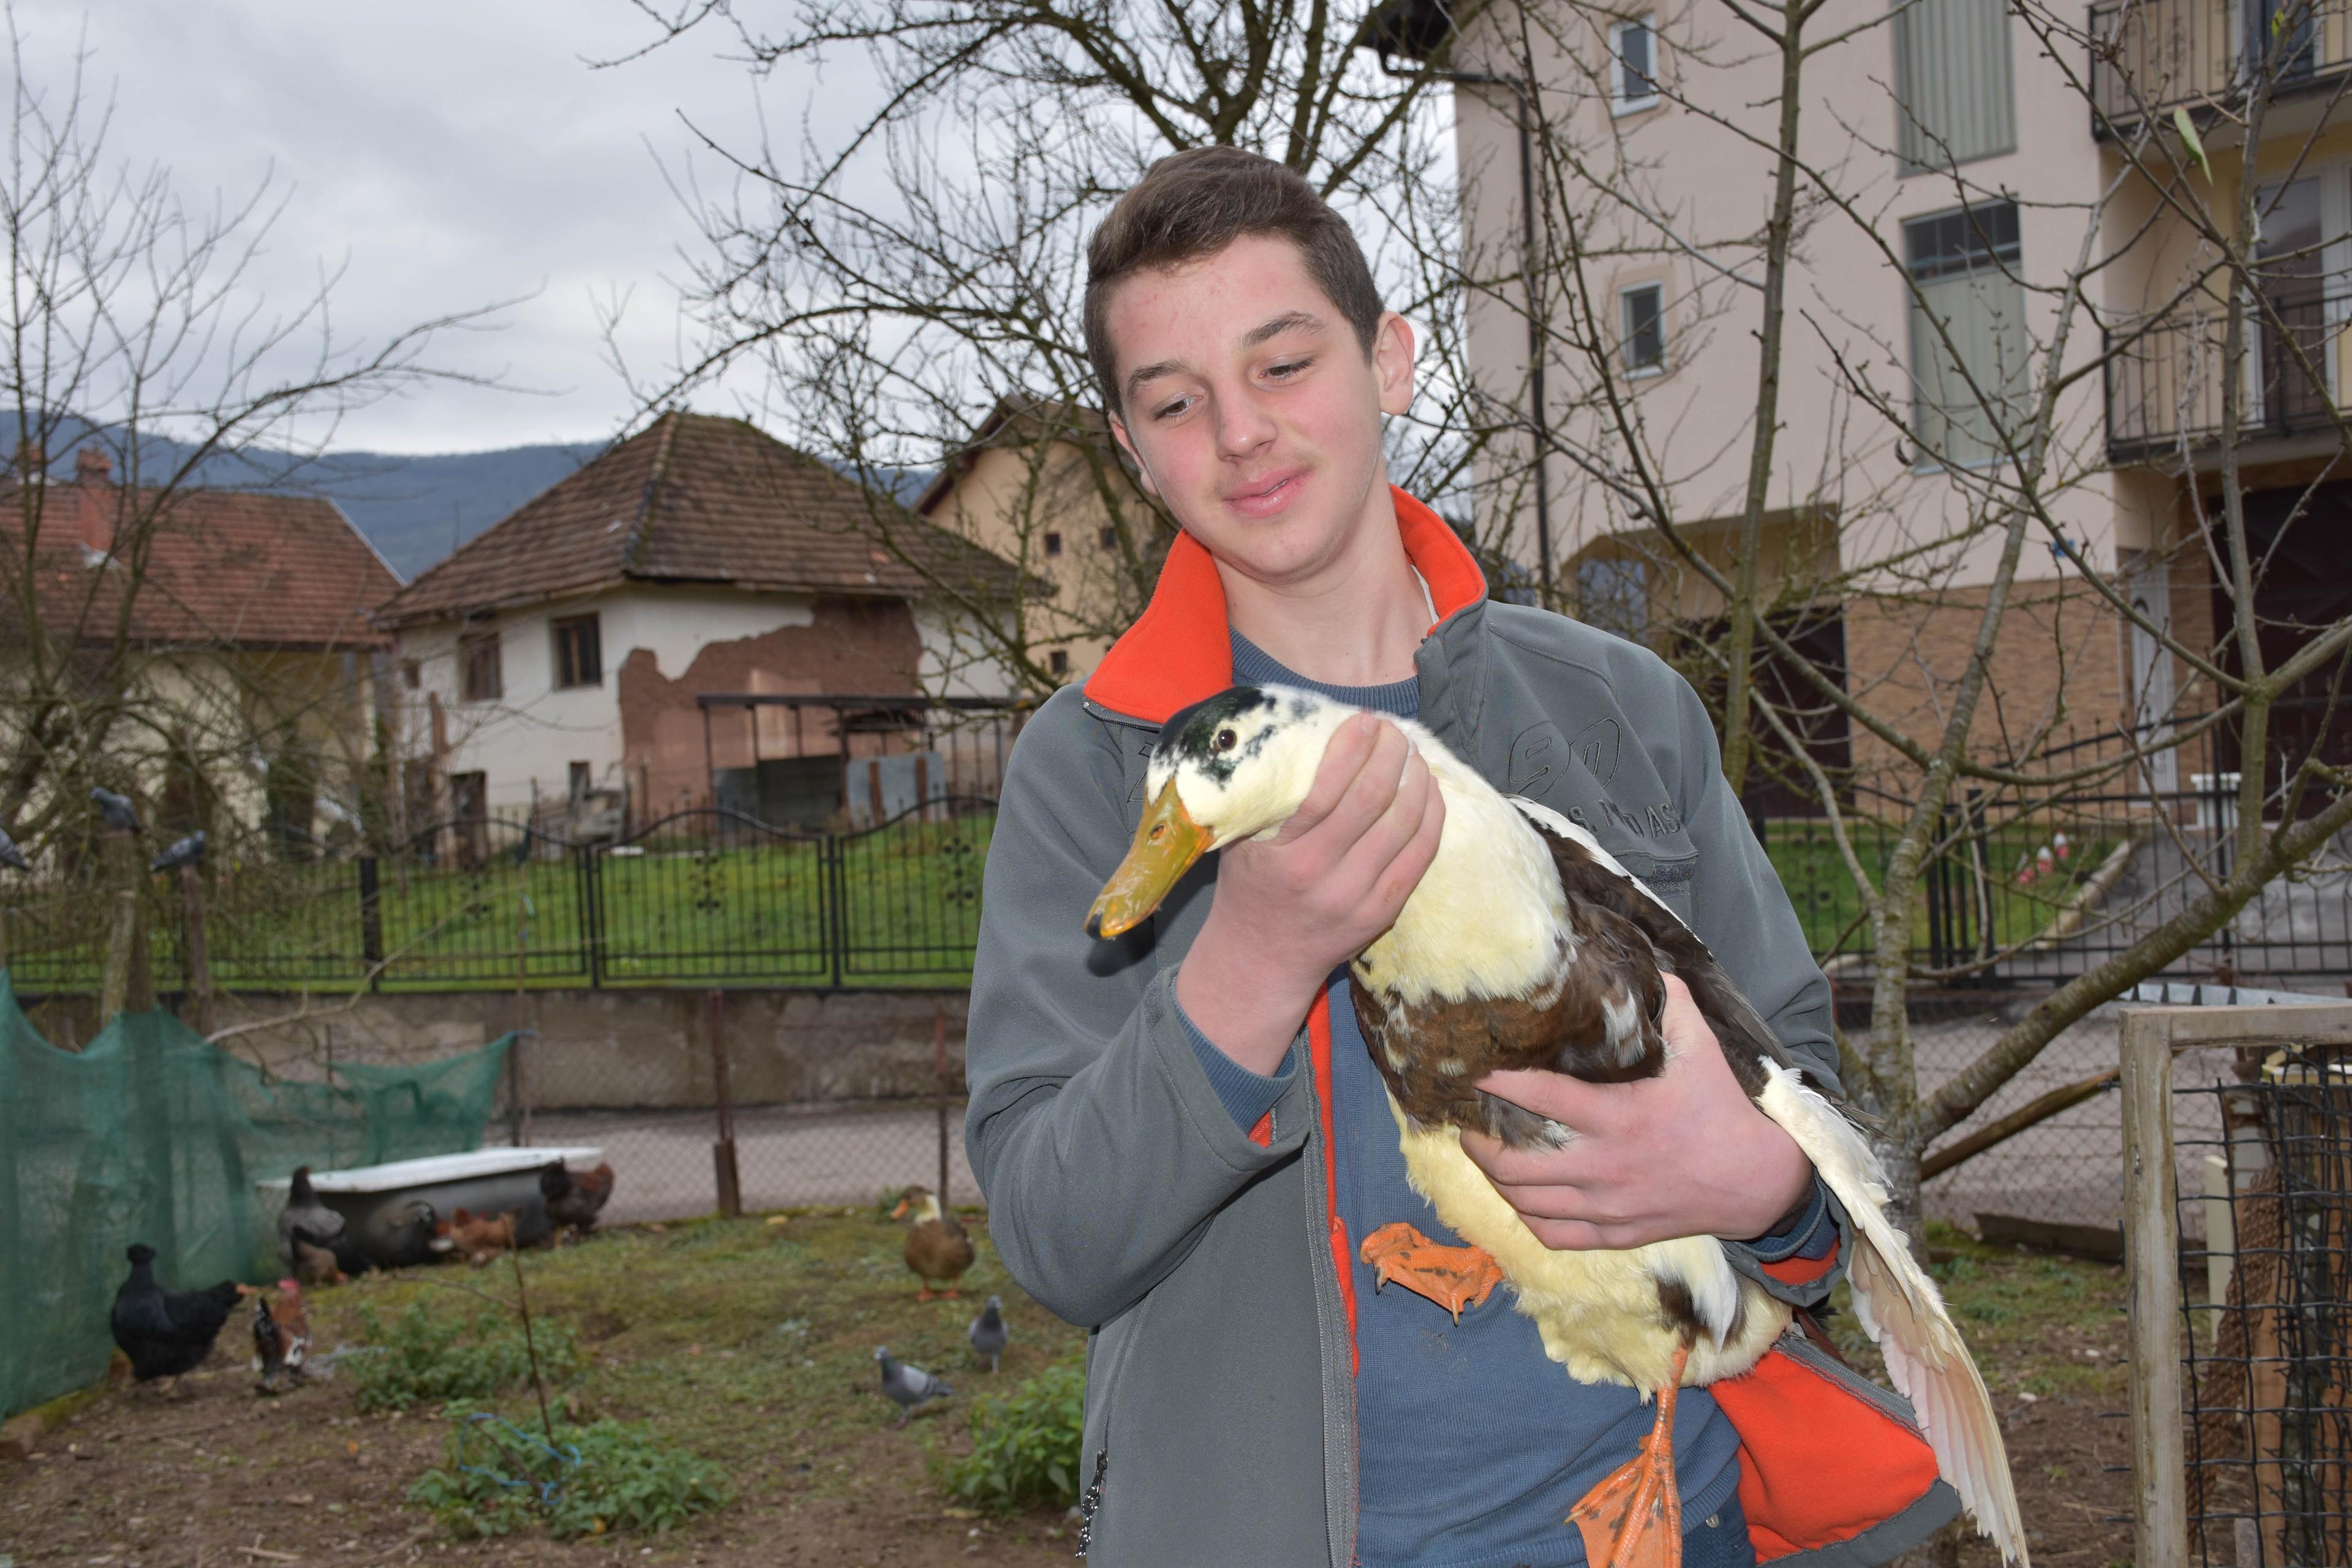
left=1756, top=1060, right=2029, bottom=1566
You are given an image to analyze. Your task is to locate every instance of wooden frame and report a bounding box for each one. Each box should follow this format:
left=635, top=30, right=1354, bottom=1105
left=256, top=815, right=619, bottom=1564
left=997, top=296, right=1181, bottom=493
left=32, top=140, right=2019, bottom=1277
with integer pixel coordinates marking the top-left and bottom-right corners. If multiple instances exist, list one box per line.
left=2120, top=1001, right=2352, bottom=1568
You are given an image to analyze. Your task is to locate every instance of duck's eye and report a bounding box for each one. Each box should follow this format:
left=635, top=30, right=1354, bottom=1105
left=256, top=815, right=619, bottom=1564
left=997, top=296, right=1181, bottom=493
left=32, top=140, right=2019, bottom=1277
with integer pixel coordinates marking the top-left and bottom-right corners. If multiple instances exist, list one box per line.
left=1214, top=728, right=1238, bottom=752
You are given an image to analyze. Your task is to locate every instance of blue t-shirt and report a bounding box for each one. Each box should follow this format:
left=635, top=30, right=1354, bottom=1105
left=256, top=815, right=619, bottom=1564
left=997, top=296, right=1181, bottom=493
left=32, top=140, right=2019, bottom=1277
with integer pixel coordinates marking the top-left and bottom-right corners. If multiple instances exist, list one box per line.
left=1178, top=633, right=1778, bottom=1567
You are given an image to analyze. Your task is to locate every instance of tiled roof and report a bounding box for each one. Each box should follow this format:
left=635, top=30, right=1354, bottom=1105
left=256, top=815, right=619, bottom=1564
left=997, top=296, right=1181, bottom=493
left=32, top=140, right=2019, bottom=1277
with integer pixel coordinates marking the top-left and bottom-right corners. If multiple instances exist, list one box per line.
left=377, top=412, right=1021, bottom=626
left=1, top=466, right=399, bottom=650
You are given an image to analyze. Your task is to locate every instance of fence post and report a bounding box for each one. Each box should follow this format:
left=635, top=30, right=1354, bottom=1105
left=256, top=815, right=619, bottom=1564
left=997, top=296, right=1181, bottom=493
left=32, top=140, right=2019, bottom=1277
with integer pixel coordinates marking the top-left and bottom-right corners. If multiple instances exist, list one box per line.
left=579, top=846, right=602, bottom=990
left=826, top=836, right=845, bottom=991
left=357, top=856, right=384, bottom=992
left=2119, top=1007, right=2188, bottom=1568
left=178, top=862, right=212, bottom=1038
left=707, top=988, right=741, bottom=1218
left=935, top=1005, right=950, bottom=1208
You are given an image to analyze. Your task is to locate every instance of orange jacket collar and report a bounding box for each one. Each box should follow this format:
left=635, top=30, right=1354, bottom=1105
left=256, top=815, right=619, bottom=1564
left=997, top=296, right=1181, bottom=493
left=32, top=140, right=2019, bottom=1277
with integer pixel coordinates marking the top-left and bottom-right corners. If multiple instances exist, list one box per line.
left=1084, top=487, right=1486, bottom=724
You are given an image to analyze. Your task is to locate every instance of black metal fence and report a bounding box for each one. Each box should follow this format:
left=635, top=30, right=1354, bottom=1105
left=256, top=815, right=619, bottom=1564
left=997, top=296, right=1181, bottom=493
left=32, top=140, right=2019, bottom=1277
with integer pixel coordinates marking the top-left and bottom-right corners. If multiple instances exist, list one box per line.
left=0, top=798, right=997, bottom=995
left=2105, top=288, right=2348, bottom=460
left=2179, top=1052, right=2352, bottom=1566
left=1753, top=715, right=2352, bottom=987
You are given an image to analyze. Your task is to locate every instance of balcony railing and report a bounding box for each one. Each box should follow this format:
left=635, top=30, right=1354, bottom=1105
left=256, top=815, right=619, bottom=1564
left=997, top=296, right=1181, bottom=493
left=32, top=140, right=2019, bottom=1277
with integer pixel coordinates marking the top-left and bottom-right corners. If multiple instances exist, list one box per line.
left=2105, top=290, right=2348, bottom=459
left=2090, top=0, right=2350, bottom=132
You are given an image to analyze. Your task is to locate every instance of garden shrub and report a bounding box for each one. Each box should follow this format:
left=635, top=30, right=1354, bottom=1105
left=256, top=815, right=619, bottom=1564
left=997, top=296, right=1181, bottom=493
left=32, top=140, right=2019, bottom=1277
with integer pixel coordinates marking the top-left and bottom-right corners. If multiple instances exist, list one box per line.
left=937, top=1360, right=1085, bottom=1513
left=408, top=1407, right=733, bottom=1539
left=350, top=1302, right=581, bottom=1413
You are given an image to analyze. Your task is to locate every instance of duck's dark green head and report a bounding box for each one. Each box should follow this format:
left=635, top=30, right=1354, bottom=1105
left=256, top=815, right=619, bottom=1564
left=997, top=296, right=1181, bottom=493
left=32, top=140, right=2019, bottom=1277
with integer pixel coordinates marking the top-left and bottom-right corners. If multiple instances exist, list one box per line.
left=1086, top=684, right=1355, bottom=938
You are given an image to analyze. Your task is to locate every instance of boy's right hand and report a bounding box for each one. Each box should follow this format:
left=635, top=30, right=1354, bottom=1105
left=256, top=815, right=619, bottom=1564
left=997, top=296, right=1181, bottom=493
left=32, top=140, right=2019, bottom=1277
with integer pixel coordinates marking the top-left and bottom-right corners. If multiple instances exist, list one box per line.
left=1173, top=712, right=1446, bottom=1077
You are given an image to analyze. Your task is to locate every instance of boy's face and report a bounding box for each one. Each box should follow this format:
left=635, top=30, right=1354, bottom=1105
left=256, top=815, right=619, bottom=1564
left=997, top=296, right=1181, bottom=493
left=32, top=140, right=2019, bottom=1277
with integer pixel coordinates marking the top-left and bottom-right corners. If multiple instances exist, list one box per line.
left=1104, top=232, right=1414, bottom=590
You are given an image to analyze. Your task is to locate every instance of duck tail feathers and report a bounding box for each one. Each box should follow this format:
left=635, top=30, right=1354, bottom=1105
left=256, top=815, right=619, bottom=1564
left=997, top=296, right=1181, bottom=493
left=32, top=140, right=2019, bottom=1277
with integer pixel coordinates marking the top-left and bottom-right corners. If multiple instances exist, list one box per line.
left=1755, top=1062, right=2030, bottom=1567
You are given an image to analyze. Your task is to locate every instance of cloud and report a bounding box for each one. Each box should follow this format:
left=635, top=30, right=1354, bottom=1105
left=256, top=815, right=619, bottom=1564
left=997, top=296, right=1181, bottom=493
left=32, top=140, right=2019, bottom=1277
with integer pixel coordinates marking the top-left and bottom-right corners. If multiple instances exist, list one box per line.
left=16, top=1, right=859, bottom=453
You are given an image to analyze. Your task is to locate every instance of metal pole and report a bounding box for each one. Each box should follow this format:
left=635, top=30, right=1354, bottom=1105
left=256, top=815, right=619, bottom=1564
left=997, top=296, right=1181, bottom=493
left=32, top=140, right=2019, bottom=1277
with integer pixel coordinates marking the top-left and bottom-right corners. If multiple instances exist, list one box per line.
left=935, top=1006, right=950, bottom=1208
left=707, top=988, right=741, bottom=1218
left=178, top=862, right=211, bottom=1038
left=2120, top=1008, right=2188, bottom=1568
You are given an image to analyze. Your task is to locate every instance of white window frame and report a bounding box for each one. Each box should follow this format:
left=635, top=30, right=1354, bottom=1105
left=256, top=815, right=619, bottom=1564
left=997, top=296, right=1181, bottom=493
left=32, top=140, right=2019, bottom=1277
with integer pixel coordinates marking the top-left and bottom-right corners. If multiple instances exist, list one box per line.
left=1619, top=281, right=1667, bottom=376
left=1610, top=15, right=1660, bottom=116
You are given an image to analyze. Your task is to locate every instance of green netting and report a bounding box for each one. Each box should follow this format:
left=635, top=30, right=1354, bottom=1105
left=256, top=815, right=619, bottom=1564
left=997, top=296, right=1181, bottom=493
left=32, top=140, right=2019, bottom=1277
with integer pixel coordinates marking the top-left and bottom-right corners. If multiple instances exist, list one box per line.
left=0, top=971, right=511, bottom=1418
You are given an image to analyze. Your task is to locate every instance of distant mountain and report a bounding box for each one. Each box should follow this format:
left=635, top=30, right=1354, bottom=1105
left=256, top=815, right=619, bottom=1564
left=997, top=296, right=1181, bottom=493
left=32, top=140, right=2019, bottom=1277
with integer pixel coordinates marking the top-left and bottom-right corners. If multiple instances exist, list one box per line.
left=7, top=417, right=933, bottom=581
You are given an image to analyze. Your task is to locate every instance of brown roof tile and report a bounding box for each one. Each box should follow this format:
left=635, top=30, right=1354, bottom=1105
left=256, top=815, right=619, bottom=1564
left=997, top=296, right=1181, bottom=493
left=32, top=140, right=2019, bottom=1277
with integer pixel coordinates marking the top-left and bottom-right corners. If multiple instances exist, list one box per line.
left=377, top=412, right=1020, bottom=625
left=2, top=468, right=399, bottom=650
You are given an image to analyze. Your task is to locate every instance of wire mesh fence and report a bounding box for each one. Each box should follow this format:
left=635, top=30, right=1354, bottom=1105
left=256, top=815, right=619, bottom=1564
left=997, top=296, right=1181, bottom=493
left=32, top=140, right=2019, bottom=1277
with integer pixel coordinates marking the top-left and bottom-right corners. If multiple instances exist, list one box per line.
left=181, top=987, right=981, bottom=1227
left=2178, top=1049, right=2352, bottom=1567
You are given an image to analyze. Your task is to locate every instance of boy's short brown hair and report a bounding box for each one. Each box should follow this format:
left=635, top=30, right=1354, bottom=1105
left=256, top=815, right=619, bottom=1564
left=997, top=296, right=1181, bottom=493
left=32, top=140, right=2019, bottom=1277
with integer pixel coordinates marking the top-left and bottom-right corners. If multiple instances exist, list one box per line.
left=1083, top=148, right=1384, bottom=418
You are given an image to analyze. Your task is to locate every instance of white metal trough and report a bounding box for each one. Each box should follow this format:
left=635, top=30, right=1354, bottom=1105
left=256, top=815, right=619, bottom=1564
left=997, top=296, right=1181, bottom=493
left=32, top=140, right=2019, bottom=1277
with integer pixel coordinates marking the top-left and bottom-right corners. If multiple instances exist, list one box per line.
left=257, top=1146, right=605, bottom=1268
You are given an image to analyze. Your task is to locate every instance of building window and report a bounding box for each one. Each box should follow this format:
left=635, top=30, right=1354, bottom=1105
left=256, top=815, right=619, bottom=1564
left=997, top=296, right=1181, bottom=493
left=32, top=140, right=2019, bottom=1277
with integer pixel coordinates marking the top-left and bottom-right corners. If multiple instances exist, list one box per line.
left=1620, top=283, right=1666, bottom=374
left=399, top=658, right=420, bottom=690
left=1049, top=649, right=1071, bottom=677
left=1042, top=531, right=1063, bottom=557
left=551, top=614, right=602, bottom=689
left=568, top=760, right=592, bottom=800
left=1893, top=0, right=2015, bottom=173
left=1576, top=556, right=1649, bottom=643
left=1904, top=200, right=2028, bottom=467
left=1610, top=16, right=1659, bottom=114
left=1099, top=526, right=1120, bottom=550
left=459, top=631, right=502, bottom=703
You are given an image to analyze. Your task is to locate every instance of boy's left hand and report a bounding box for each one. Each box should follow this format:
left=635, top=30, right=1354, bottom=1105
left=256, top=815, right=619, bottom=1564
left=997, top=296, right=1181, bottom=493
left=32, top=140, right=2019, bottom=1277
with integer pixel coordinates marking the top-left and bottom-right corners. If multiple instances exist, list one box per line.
left=1459, top=975, right=1814, bottom=1250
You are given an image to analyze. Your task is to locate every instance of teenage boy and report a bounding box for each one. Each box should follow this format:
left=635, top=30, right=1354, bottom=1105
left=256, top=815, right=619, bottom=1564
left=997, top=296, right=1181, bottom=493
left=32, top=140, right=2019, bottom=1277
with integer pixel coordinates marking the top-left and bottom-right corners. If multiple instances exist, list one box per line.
left=966, top=147, right=1961, bottom=1568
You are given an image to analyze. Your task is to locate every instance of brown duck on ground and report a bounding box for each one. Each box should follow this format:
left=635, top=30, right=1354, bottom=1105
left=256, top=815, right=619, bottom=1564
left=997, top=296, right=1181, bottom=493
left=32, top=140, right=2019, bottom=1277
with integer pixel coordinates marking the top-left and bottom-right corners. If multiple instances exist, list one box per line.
left=891, top=1185, right=974, bottom=1301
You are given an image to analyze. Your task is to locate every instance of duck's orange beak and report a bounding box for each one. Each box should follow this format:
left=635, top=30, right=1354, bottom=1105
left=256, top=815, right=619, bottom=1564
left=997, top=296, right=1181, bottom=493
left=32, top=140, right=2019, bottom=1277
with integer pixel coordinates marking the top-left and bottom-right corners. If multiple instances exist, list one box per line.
left=1087, top=781, right=1214, bottom=939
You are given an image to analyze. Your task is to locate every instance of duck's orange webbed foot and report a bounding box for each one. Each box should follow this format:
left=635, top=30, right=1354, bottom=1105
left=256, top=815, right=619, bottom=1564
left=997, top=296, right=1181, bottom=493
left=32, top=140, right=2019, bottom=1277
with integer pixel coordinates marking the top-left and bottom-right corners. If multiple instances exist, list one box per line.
left=1566, top=1341, right=1691, bottom=1568
left=1358, top=1223, right=1504, bottom=1324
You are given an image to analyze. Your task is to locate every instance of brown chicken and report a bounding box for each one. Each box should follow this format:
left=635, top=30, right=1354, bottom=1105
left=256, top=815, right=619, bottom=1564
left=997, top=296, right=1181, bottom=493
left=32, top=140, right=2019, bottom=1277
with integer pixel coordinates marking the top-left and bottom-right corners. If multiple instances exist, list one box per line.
left=431, top=1208, right=518, bottom=1266
left=251, top=1279, right=311, bottom=1394
left=891, top=1185, right=974, bottom=1301
left=290, top=1236, right=347, bottom=1287
left=539, top=1160, right=617, bottom=1237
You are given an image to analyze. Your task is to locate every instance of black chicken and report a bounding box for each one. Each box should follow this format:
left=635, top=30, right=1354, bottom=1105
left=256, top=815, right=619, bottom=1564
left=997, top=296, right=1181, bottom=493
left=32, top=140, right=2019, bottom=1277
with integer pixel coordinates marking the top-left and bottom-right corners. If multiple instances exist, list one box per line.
left=110, top=1243, right=247, bottom=1392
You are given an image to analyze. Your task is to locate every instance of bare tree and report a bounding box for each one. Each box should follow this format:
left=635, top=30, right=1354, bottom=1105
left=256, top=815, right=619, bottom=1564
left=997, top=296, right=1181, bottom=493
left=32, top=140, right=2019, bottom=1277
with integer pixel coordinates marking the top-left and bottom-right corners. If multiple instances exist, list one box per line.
left=606, top=0, right=1536, bottom=699
left=0, top=13, right=502, bottom=862
left=1441, top=0, right=2352, bottom=1231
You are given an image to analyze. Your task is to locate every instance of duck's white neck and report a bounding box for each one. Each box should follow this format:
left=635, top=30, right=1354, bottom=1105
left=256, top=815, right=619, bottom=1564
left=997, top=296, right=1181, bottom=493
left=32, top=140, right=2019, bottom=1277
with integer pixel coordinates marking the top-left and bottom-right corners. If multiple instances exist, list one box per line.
left=1354, top=737, right=1567, bottom=1005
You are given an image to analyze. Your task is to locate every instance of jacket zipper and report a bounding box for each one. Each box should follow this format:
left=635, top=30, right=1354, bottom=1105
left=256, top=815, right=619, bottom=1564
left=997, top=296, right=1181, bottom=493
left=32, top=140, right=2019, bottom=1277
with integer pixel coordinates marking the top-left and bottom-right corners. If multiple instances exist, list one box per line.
left=1074, top=1449, right=1108, bottom=1558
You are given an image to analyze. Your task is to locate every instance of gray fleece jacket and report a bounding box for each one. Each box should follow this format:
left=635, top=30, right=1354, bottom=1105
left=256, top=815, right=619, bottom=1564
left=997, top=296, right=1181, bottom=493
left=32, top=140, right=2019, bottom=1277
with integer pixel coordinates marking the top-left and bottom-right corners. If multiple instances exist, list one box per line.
left=963, top=500, right=1961, bottom=1567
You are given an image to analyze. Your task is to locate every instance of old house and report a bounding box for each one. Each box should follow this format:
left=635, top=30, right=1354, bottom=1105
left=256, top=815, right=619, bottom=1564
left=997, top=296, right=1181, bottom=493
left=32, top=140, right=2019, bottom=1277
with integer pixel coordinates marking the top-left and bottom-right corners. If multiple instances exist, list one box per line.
left=0, top=446, right=398, bottom=850
left=374, top=412, right=1022, bottom=835
left=912, top=395, right=1165, bottom=686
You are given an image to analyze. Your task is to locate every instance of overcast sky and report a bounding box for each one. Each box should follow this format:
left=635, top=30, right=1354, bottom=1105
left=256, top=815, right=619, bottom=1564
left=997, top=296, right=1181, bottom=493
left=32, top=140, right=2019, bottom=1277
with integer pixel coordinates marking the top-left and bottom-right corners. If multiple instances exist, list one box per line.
left=18, top=2, right=850, bottom=454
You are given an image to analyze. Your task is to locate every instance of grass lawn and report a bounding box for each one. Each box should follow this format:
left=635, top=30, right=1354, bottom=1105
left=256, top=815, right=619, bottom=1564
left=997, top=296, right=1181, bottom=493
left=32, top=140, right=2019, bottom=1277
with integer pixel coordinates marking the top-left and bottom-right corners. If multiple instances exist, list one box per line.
left=1760, top=819, right=2120, bottom=962
left=1, top=1208, right=1086, bottom=1565
left=1, top=1213, right=2133, bottom=1566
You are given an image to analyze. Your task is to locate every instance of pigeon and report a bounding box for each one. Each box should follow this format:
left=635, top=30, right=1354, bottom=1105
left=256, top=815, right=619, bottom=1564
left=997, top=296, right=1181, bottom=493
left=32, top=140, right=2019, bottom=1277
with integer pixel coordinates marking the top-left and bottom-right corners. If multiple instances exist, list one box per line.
left=90, top=787, right=140, bottom=833
left=0, top=824, right=28, bottom=873
left=149, top=830, right=205, bottom=874
left=968, top=1295, right=1009, bottom=1374
left=874, top=1344, right=952, bottom=1427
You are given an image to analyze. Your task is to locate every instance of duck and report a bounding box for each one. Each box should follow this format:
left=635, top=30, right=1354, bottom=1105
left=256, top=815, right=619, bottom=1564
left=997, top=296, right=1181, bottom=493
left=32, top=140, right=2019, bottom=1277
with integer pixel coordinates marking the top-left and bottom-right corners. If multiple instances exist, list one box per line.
left=891, top=1185, right=975, bottom=1301
left=1085, top=684, right=2027, bottom=1568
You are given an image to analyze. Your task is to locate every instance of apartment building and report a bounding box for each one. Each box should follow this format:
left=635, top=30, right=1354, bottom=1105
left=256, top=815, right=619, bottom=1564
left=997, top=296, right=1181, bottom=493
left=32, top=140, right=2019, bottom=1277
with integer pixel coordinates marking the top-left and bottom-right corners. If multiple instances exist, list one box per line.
left=1370, top=0, right=2350, bottom=798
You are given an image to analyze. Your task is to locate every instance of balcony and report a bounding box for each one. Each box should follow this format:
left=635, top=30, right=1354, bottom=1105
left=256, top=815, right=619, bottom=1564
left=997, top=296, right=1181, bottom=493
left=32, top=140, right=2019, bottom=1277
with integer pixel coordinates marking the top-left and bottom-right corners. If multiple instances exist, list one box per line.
left=2105, top=290, right=2346, bottom=461
left=2090, top=0, right=2351, bottom=135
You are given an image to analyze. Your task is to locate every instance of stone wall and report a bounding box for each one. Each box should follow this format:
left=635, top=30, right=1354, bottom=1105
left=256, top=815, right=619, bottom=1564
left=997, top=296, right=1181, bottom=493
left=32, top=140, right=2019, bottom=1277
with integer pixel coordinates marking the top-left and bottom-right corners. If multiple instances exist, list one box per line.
left=15, top=987, right=969, bottom=1112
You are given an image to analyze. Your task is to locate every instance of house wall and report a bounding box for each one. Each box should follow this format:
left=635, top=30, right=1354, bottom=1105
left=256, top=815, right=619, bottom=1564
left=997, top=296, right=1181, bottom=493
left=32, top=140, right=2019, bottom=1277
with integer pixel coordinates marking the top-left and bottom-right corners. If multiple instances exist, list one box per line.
left=393, top=587, right=832, bottom=815
left=1446, top=0, right=2143, bottom=760
left=923, top=439, right=1145, bottom=681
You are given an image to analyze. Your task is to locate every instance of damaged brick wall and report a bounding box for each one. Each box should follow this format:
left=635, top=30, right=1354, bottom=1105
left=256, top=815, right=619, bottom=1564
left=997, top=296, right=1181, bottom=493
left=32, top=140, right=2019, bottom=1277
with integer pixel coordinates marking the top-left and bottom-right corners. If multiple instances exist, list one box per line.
left=617, top=595, right=923, bottom=816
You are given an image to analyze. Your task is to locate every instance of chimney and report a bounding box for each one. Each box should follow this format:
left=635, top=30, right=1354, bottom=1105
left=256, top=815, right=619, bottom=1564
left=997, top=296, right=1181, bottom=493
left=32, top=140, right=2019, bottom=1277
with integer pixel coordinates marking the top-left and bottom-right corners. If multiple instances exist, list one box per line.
left=72, top=446, right=113, bottom=556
